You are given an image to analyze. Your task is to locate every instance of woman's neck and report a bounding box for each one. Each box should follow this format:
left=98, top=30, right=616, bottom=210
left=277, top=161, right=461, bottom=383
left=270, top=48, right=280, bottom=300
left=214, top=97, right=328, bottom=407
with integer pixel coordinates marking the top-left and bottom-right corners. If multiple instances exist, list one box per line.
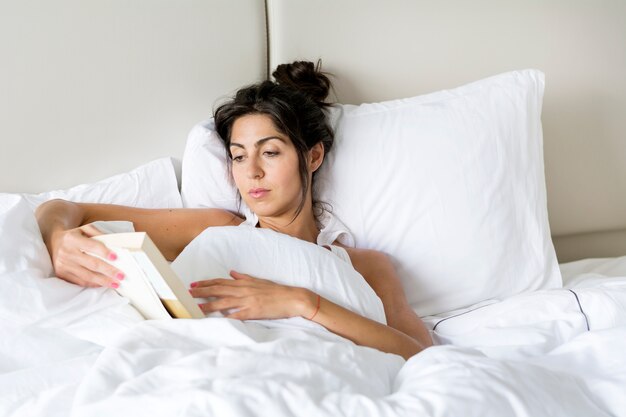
left=257, top=208, right=320, bottom=244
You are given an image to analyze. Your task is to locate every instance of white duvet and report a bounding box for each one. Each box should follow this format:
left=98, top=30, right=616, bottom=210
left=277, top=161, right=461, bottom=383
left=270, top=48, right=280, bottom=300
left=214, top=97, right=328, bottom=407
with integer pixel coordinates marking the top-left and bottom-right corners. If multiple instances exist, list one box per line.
left=1, top=195, right=626, bottom=417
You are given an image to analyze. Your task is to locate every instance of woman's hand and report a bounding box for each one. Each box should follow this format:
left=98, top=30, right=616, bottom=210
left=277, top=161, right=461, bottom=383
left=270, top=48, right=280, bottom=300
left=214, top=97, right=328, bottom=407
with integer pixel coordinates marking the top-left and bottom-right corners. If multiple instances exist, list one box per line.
left=191, top=270, right=427, bottom=360
left=189, top=271, right=316, bottom=320
left=48, top=224, right=124, bottom=288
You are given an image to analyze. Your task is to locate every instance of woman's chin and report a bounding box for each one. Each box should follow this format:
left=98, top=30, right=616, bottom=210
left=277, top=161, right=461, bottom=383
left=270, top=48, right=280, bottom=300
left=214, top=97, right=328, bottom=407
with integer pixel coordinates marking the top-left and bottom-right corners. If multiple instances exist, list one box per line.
left=249, top=207, right=273, bottom=218
left=243, top=200, right=268, bottom=216
left=245, top=203, right=290, bottom=220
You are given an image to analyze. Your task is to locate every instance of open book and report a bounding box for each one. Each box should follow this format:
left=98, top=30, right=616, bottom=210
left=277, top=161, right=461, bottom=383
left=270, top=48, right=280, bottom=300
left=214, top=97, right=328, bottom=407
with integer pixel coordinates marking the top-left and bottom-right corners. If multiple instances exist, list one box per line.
left=92, top=232, right=204, bottom=320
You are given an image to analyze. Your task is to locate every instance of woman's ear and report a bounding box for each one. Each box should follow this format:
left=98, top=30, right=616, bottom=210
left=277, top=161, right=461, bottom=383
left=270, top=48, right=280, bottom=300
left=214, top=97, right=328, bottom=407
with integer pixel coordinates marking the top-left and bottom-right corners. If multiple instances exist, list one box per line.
left=309, top=142, right=325, bottom=172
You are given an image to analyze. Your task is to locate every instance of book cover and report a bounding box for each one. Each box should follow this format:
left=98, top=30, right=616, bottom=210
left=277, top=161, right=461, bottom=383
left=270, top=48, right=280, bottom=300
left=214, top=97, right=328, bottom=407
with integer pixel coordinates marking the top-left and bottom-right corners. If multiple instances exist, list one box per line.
left=92, top=232, right=204, bottom=320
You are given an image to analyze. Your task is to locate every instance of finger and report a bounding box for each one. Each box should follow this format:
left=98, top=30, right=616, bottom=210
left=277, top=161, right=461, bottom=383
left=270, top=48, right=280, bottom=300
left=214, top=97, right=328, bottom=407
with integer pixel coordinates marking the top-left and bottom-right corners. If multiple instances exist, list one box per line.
left=189, top=284, right=243, bottom=298
left=190, top=278, right=237, bottom=288
left=198, top=297, right=242, bottom=314
left=80, top=224, right=104, bottom=237
left=63, top=265, right=119, bottom=288
left=75, top=235, right=119, bottom=265
left=53, top=247, right=123, bottom=285
left=78, top=250, right=125, bottom=281
left=230, top=270, right=253, bottom=280
left=76, top=265, right=121, bottom=288
left=225, top=308, right=252, bottom=320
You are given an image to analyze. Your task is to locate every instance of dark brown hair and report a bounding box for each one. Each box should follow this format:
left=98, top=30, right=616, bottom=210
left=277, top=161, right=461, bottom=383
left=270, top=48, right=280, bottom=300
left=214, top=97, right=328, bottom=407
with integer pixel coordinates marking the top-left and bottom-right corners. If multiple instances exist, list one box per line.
left=213, top=60, right=334, bottom=221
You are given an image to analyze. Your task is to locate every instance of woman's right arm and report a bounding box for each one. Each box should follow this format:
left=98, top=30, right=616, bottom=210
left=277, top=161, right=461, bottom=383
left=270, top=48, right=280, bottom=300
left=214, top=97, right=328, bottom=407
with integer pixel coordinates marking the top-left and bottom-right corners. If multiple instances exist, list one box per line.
left=35, top=199, right=242, bottom=287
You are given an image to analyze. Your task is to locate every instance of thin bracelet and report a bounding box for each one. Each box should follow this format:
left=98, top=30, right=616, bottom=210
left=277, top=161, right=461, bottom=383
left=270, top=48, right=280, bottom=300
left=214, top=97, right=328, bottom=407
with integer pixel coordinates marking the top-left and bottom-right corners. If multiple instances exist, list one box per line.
left=308, top=294, right=321, bottom=321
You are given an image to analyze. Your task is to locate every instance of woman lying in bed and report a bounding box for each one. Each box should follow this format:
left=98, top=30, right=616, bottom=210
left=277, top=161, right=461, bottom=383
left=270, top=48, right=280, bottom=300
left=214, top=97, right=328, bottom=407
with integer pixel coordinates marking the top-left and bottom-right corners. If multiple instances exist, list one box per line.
left=35, top=61, right=433, bottom=360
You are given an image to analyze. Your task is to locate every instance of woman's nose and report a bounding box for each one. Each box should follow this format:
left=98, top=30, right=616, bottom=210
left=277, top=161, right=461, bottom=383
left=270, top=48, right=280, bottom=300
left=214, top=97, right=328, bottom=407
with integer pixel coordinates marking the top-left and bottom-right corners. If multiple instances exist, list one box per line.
left=247, top=158, right=264, bottom=179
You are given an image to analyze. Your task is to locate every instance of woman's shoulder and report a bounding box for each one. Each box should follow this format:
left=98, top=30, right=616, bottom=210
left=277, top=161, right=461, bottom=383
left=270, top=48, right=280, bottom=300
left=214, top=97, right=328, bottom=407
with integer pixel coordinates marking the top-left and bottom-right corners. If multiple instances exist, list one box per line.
left=333, top=243, right=392, bottom=277
left=204, top=208, right=246, bottom=226
left=332, top=241, right=385, bottom=258
left=189, top=208, right=247, bottom=230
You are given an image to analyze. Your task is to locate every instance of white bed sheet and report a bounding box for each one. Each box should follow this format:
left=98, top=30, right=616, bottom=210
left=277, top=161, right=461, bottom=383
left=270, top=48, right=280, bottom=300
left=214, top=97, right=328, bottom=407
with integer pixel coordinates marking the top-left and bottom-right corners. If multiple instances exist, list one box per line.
left=1, top=197, right=625, bottom=417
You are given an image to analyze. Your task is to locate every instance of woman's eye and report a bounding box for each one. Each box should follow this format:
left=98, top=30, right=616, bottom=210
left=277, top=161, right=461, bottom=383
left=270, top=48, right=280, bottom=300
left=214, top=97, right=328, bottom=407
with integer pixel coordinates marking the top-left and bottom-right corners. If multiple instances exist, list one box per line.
left=264, top=151, right=279, bottom=157
left=232, top=155, right=244, bottom=162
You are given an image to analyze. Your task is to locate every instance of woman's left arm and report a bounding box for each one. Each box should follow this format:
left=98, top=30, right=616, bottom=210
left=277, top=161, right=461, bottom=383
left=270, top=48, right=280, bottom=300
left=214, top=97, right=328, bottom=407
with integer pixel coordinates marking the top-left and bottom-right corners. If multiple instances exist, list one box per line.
left=345, top=248, right=434, bottom=352
left=190, top=251, right=433, bottom=360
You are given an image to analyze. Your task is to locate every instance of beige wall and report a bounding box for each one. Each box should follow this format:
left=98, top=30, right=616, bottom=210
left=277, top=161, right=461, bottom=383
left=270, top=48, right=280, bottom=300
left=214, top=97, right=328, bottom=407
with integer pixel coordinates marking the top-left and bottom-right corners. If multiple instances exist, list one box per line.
left=0, top=0, right=267, bottom=193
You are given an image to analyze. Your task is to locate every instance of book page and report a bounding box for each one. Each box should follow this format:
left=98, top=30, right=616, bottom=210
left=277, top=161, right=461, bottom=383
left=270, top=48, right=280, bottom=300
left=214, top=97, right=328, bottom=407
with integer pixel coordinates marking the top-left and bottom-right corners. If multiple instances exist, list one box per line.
left=131, top=251, right=176, bottom=300
left=108, top=248, right=172, bottom=320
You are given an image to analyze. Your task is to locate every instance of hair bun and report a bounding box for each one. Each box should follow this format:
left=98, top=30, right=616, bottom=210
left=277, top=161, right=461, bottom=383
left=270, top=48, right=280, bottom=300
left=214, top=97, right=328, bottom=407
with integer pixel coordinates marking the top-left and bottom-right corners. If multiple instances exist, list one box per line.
left=272, top=60, right=332, bottom=106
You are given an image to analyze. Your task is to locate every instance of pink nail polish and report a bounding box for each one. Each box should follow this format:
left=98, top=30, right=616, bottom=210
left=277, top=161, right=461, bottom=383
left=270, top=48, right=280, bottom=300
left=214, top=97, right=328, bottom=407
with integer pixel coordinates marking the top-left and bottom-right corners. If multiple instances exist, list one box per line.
left=190, top=282, right=198, bottom=288
left=115, top=272, right=125, bottom=280
left=110, top=282, right=119, bottom=289
left=108, top=252, right=118, bottom=261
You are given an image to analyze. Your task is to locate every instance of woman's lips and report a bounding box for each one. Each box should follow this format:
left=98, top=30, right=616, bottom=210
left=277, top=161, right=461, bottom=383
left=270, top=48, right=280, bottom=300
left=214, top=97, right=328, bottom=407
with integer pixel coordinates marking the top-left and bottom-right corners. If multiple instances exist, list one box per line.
left=248, top=188, right=269, bottom=199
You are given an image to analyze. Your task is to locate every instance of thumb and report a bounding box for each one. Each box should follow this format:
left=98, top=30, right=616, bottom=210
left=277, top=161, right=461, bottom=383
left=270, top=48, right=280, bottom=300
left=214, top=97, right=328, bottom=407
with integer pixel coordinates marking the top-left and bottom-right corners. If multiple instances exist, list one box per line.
left=80, top=223, right=104, bottom=238
left=230, top=270, right=251, bottom=280
left=78, top=224, right=118, bottom=262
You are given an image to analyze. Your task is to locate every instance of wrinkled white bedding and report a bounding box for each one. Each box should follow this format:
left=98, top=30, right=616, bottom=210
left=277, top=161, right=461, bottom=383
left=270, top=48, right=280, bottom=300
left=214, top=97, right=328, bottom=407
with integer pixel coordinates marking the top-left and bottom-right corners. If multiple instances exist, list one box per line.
left=1, top=195, right=626, bottom=417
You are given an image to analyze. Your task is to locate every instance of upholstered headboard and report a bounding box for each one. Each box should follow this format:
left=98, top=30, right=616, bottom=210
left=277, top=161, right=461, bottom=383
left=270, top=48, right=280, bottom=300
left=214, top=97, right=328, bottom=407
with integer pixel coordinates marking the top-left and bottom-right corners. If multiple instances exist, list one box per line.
left=265, top=0, right=626, bottom=262
left=2, top=0, right=625, bottom=262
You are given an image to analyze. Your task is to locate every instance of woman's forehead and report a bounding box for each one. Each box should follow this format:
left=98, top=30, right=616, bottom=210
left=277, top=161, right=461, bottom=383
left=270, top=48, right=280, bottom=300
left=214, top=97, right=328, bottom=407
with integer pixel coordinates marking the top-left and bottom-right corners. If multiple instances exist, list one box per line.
left=231, top=114, right=290, bottom=146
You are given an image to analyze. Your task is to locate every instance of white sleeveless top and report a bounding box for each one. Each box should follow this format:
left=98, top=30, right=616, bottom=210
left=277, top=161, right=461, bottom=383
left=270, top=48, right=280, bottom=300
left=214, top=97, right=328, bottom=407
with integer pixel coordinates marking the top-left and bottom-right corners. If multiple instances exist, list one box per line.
left=242, top=210, right=356, bottom=266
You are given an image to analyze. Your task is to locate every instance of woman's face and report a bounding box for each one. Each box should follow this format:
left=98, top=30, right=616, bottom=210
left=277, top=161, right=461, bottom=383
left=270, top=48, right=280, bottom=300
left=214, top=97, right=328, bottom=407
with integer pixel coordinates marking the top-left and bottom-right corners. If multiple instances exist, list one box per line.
left=229, top=113, right=304, bottom=220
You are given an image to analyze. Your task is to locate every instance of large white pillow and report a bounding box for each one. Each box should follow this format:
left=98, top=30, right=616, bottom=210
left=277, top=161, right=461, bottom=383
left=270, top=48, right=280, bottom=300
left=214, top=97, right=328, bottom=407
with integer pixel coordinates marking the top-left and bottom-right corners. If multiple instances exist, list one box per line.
left=171, top=226, right=386, bottom=326
left=179, top=70, right=562, bottom=316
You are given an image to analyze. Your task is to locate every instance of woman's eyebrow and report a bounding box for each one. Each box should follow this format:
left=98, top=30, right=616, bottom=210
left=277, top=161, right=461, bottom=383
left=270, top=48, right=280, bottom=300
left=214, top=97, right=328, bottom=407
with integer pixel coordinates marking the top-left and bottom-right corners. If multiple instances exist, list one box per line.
left=230, top=136, right=286, bottom=148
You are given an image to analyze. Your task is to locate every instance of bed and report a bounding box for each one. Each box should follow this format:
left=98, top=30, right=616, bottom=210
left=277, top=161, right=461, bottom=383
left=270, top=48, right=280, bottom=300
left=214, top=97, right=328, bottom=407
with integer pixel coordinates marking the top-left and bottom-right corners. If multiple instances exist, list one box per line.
left=2, top=1, right=626, bottom=416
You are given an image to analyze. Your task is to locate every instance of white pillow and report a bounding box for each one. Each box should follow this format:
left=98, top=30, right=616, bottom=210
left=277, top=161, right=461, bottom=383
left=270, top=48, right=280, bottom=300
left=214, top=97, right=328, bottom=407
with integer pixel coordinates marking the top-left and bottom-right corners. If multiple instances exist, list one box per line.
left=0, top=195, right=53, bottom=277
left=170, top=226, right=386, bottom=326
left=180, top=121, right=256, bottom=221
left=1, top=157, right=182, bottom=275
left=20, top=157, right=182, bottom=210
left=180, top=70, right=562, bottom=316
